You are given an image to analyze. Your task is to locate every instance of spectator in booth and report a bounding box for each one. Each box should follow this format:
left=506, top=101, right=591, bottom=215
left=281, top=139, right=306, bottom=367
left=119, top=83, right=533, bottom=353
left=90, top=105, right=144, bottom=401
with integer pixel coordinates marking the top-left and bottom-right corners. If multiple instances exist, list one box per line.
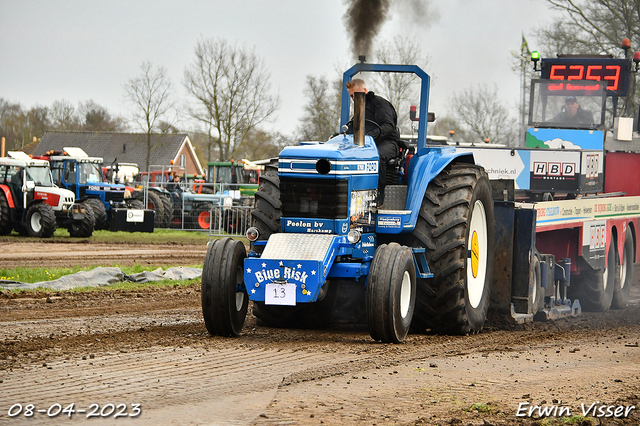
left=553, top=96, right=593, bottom=125
left=168, top=174, right=182, bottom=192
left=346, top=79, right=401, bottom=207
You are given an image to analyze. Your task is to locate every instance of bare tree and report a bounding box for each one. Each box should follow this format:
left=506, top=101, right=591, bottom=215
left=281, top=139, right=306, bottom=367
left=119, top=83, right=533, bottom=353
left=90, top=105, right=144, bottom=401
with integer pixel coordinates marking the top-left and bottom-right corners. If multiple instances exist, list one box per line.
left=124, top=61, right=176, bottom=171
left=50, top=100, right=82, bottom=130
left=450, top=84, right=519, bottom=146
left=541, top=0, right=640, bottom=55
left=79, top=100, right=126, bottom=132
left=296, top=75, right=341, bottom=141
left=183, top=38, right=280, bottom=161
left=0, top=99, right=29, bottom=149
left=537, top=0, right=640, bottom=115
left=371, top=35, right=432, bottom=133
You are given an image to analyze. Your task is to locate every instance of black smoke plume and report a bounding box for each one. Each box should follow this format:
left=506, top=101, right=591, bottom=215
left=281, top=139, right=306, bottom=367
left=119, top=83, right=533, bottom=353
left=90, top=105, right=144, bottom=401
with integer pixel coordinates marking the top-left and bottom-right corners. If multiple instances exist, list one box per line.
left=343, top=0, right=390, bottom=60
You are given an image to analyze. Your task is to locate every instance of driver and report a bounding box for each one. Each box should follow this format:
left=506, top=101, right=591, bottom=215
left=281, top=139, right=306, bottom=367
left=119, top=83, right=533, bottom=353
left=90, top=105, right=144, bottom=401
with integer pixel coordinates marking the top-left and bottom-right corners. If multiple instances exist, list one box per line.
left=553, top=96, right=594, bottom=125
left=346, top=78, right=400, bottom=207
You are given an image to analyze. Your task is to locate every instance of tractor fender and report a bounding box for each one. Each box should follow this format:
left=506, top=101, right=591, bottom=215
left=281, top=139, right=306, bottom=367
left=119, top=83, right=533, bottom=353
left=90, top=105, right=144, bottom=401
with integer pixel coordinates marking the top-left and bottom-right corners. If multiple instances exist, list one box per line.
left=404, top=148, right=474, bottom=230
left=0, top=184, right=15, bottom=208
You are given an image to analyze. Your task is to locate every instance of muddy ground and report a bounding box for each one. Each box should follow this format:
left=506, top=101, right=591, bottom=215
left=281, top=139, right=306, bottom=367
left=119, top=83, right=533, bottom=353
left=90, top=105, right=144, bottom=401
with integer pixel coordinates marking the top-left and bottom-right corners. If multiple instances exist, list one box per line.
left=0, top=239, right=639, bottom=426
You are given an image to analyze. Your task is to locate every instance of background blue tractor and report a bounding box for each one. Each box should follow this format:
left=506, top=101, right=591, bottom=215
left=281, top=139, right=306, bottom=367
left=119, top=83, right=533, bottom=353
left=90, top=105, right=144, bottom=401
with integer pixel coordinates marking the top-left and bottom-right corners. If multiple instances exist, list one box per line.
left=201, top=63, right=495, bottom=342
left=44, top=147, right=152, bottom=232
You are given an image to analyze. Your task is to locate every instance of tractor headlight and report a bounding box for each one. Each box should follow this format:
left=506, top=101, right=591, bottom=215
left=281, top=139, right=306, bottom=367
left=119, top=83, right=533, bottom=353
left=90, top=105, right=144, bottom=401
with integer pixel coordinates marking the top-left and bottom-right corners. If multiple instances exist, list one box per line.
left=245, top=226, right=259, bottom=242
left=347, top=229, right=361, bottom=244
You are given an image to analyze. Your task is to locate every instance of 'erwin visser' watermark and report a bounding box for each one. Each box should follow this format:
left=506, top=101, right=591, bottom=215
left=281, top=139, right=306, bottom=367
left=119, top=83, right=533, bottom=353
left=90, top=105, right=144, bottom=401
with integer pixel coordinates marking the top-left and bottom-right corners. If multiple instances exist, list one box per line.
left=517, top=401, right=636, bottom=419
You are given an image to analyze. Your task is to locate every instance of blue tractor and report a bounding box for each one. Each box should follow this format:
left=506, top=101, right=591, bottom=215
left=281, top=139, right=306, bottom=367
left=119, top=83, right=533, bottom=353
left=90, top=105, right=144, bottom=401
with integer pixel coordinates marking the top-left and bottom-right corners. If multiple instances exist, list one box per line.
left=201, top=63, right=495, bottom=342
left=44, top=147, right=152, bottom=232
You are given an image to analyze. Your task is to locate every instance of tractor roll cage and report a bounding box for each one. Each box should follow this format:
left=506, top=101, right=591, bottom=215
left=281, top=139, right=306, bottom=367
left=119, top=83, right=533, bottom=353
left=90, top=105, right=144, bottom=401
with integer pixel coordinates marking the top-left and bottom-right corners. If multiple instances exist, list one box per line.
left=340, top=63, right=431, bottom=156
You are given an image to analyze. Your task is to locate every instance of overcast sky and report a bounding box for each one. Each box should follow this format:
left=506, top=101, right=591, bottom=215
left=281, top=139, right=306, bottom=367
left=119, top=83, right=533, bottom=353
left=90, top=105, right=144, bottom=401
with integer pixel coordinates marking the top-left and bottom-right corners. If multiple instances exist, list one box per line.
left=0, top=0, right=559, bottom=137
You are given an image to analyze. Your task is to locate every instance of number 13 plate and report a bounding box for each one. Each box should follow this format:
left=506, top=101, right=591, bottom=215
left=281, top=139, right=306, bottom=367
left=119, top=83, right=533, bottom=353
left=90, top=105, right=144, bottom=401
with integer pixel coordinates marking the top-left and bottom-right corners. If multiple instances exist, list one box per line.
left=265, top=283, right=296, bottom=306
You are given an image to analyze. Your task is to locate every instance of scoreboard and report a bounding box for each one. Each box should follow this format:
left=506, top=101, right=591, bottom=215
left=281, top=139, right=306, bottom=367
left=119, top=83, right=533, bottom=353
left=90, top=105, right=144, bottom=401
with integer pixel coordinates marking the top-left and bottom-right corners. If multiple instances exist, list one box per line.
left=541, top=57, right=631, bottom=97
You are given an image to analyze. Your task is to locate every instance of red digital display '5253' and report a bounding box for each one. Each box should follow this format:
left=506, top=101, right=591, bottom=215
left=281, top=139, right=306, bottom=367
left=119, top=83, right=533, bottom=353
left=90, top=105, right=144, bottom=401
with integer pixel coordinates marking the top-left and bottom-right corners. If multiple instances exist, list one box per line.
left=541, top=58, right=631, bottom=97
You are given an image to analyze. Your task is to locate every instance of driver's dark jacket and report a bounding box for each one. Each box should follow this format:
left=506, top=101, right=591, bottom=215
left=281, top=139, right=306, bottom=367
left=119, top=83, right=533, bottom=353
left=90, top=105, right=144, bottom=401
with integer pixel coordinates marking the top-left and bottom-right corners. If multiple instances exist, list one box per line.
left=348, top=91, right=400, bottom=146
left=552, top=107, right=594, bottom=125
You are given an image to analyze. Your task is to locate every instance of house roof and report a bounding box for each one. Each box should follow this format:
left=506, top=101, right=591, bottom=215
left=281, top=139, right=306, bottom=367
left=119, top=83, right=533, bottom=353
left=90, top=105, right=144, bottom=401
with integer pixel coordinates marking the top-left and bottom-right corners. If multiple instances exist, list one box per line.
left=36, top=131, right=202, bottom=173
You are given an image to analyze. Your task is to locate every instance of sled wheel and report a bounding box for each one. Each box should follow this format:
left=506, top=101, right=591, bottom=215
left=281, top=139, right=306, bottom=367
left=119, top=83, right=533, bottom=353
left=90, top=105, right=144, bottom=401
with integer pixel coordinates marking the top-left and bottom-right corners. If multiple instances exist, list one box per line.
left=571, top=240, right=616, bottom=312
left=366, top=243, right=416, bottom=343
left=86, top=198, right=108, bottom=230
left=0, top=192, right=11, bottom=235
left=405, top=163, right=495, bottom=334
left=201, top=237, right=248, bottom=336
left=530, top=252, right=543, bottom=315
left=612, top=230, right=634, bottom=309
left=68, top=202, right=95, bottom=238
left=26, top=203, right=57, bottom=238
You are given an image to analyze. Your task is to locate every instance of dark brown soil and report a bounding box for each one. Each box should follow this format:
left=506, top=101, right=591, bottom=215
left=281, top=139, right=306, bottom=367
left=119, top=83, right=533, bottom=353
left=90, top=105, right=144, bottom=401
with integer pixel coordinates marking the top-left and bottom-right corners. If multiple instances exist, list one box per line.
left=0, top=240, right=639, bottom=426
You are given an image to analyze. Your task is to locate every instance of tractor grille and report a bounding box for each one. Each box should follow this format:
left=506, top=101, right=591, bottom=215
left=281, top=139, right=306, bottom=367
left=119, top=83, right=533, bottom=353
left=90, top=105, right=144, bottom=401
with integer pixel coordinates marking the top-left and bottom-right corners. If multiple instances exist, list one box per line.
left=105, top=191, right=124, bottom=202
left=280, top=177, right=348, bottom=219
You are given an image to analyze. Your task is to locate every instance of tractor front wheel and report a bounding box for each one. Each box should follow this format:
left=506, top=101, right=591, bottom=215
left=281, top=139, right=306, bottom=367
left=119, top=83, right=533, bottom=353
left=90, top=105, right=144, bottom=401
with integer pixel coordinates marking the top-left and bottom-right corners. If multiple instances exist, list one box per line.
left=86, top=198, right=108, bottom=230
left=68, top=202, right=95, bottom=238
left=0, top=192, right=11, bottom=235
left=201, top=237, right=248, bottom=336
left=26, top=203, right=57, bottom=238
left=366, top=243, right=416, bottom=343
left=192, top=203, right=216, bottom=230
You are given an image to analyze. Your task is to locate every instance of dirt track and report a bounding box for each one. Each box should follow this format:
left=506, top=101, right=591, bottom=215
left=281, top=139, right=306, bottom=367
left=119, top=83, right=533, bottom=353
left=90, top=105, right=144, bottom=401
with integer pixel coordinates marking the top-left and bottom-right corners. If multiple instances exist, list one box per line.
left=1, top=240, right=639, bottom=425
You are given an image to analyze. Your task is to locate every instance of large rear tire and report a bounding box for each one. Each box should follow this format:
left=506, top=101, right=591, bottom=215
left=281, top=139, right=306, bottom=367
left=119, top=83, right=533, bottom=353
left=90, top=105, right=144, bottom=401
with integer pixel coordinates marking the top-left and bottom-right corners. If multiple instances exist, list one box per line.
left=126, top=199, right=145, bottom=210
left=611, top=230, right=634, bottom=309
left=68, top=202, right=95, bottom=238
left=158, top=192, right=173, bottom=228
left=133, top=190, right=164, bottom=229
left=86, top=198, right=108, bottom=230
left=405, top=163, right=495, bottom=335
left=250, top=163, right=281, bottom=253
left=26, top=203, right=57, bottom=238
left=570, top=241, right=616, bottom=312
left=366, top=243, right=416, bottom=343
left=0, top=192, right=11, bottom=235
left=201, top=237, right=248, bottom=336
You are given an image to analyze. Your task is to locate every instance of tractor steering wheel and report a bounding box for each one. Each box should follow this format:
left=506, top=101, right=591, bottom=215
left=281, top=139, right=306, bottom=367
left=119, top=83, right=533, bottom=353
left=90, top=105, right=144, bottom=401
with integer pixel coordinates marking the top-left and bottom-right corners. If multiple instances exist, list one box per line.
left=344, top=119, right=382, bottom=139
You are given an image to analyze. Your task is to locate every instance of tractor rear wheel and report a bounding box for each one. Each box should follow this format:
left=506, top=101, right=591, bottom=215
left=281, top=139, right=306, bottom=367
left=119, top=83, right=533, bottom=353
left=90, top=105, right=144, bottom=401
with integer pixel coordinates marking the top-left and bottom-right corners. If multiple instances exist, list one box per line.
left=201, top=237, right=248, bottom=336
left=570, top=241, right=616, bottom=312
left=406, top=163, right=495, bottom=335
left=86, top=198, right=108, bottom=230
left=250, top=163, right=281, bottom=253
left=26, top=203, right=57, bottom=238
left=0, top=192, right=11, bottom=235
left=158, top=193, right=173, bottom=228
left=612, top=231, right=634, bottom=309
left=68, top=202, right=95, bottom=238
left=126, top=199, right=145, bottom=210
left=133, top=190, right=164, bottom=229
left=366, top=243, right=416, bottom=343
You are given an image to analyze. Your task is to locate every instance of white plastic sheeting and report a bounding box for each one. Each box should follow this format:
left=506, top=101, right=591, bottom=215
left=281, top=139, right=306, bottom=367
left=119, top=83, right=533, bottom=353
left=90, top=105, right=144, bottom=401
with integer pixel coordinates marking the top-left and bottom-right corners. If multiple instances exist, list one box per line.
left=0, top=266, right=202, bottom=291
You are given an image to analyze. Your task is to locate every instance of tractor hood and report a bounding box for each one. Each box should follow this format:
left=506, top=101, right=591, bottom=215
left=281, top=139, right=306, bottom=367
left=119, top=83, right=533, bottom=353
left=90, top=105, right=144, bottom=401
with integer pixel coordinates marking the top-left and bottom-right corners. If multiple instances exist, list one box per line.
left=279, top=134, right=379, bottom=165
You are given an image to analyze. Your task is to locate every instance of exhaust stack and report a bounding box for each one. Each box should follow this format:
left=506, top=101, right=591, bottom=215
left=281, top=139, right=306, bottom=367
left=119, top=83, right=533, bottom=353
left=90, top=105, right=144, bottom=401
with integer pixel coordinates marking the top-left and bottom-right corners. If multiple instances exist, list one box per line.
left=353, top=91, right=365, bottom=147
